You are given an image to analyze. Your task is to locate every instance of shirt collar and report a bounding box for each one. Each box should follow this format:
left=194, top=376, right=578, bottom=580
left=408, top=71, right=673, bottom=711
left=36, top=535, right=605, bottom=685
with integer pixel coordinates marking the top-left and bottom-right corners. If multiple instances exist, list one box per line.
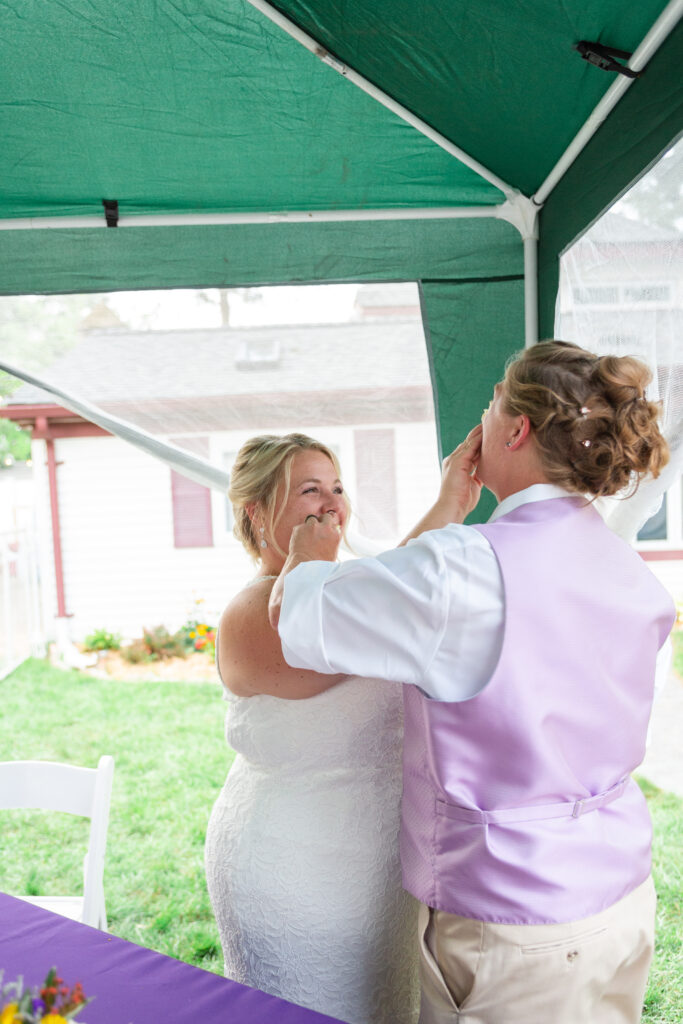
left=489, top=484, right=575, bottom=523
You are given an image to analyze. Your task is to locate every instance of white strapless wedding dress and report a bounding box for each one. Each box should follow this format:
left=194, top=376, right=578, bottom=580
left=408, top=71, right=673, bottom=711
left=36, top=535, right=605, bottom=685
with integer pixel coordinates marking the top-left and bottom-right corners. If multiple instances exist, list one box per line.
left=205, top=676, right=419, bottom=1024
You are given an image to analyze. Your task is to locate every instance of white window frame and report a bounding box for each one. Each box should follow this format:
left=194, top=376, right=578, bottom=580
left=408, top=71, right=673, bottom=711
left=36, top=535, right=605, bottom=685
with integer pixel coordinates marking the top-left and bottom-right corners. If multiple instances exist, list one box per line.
left=635, top=480, right=683, bottom=551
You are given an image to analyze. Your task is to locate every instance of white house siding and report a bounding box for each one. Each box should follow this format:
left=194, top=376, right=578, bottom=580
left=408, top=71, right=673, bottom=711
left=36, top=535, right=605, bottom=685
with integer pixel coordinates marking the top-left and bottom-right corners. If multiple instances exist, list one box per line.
left=34, top=434, right=253, bottom=641
left=32, top=413, right=442, bottom=643
left=0, top=466, right=43, bottom=673
left=644, top=560, right=683, bottom=607
left=394, top=422, right=442, bottom=534
left=32, top=440, right=58, bottom=642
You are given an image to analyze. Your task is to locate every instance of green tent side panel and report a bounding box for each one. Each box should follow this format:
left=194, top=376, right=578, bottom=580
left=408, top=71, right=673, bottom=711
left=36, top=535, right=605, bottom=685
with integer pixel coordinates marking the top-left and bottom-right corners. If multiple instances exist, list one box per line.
left=0, top=216, right=524, bottom=514
left=538, top=19, right=683, bottom=338
left=420, top=277, right=525, bottom=522
left=0, top=216, right=522, bottom=296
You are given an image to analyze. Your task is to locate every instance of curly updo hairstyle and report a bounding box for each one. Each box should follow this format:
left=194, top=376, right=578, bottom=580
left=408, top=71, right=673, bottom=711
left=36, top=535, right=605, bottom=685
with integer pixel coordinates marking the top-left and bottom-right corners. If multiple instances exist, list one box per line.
left=229, top=432, right=348, bottom=561
left=502, top=340, right=669, bottom=498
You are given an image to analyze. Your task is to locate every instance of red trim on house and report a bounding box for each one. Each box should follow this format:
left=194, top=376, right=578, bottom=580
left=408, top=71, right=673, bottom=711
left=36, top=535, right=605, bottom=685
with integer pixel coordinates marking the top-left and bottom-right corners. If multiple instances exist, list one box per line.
left=45, top=438, right=69, bottom=618
left=1, top=388, right=433, bottom=434
left=33, top=422, right=110, bottom=439
left=0, top=404, right=110, bottom=439
left=639, top=550, right=683, bottom=561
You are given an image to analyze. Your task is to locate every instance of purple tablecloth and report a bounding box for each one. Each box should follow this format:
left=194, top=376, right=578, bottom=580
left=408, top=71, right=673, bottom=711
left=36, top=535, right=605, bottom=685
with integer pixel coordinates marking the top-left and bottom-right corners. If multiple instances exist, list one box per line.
left=0, top=894, right=344, bottom=1023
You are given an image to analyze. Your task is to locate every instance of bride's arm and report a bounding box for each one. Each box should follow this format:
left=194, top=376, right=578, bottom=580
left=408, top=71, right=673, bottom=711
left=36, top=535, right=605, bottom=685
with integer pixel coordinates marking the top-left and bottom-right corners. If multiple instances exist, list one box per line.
left=218, top=577, right=346, bottom=699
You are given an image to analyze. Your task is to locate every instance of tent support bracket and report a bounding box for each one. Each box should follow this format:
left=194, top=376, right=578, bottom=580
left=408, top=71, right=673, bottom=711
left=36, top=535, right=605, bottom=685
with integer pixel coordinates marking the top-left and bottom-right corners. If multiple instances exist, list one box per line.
left=534, top=0, right=683, bottom=205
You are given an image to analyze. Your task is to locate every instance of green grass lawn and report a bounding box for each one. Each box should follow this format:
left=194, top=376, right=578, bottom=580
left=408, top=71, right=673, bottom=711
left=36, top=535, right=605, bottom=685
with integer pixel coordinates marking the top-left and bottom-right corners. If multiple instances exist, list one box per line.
left=672, top=628, right=683, bottom=678
left=0, top=658, right=231, bottom=973
left=1, top=658, right=681, bottom=1020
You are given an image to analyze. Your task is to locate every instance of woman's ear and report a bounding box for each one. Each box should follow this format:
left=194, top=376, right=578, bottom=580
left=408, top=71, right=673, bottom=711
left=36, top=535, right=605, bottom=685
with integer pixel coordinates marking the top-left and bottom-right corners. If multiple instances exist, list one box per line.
left=245, top=501, right=257, bottom=524
left=508, top=415, right=531, bottom=451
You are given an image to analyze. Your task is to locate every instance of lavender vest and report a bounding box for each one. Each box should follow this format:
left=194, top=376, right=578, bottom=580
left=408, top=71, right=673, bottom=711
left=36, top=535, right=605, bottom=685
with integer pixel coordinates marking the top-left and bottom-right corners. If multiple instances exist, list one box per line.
left=400, top=496, right=674, bottom=924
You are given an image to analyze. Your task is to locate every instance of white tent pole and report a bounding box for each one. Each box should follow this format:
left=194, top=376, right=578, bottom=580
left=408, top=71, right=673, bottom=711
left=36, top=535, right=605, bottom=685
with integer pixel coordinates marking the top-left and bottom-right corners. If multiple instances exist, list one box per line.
left=242, top=0, right=517, bottom=200
left=524, top=235, right=539, bottom=347
left=534, top=0, right=683, bottom=205
left=0, top=361, right=231, bottom=494
left=0, top=205, right=510, bottom=230
left=497, top=196, right=540, bottom=346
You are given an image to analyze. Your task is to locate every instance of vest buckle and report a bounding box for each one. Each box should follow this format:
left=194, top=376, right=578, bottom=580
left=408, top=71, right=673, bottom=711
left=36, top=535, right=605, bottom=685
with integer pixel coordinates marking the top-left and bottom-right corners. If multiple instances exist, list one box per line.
left=571, top=799, right=584, bottom=818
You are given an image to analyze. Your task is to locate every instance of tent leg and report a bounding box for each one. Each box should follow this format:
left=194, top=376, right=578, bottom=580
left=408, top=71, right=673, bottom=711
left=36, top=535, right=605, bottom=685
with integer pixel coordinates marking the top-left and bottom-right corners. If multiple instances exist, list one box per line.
left=524, top=233, right=538, bottom=348
left=499, top=195, right=540, bottom=348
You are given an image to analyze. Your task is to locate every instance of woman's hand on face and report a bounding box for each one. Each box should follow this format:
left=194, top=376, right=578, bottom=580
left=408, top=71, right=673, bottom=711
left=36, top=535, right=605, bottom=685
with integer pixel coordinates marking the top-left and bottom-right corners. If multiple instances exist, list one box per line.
left=268, top=512, right=341, bottom=628
left=439, top=423, right=483, bottom=521
left=289, top=511, right=343, bottom=564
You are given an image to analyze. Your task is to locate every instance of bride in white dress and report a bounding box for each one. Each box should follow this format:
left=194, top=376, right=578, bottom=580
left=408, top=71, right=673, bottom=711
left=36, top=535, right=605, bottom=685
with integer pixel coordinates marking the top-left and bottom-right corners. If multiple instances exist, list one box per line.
left=205, top=433, right=419, bottom=1024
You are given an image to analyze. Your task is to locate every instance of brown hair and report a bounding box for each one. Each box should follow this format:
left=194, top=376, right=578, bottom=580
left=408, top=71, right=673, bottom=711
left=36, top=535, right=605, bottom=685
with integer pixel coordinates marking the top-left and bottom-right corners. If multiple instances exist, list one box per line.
left=229, top=433, right=349, bottom=561
left=502, top=340, right=669, bottom=497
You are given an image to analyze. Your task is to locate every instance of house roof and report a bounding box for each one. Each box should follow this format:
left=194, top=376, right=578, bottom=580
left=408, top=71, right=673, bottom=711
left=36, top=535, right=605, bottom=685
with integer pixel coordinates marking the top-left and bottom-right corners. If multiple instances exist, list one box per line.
left=581, top=212, right=682, bottom=245
left=8, top=316, right=432, bottom=407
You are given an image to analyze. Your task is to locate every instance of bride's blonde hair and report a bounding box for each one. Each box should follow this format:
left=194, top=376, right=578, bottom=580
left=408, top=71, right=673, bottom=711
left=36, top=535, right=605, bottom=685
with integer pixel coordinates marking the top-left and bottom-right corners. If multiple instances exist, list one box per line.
left=229, top=433, right=349, bottom=561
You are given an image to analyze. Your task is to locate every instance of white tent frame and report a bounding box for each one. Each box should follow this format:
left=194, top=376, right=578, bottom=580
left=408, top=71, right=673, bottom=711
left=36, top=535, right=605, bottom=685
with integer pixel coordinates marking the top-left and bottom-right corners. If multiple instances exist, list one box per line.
left=0, top=0, right=680, bottom=351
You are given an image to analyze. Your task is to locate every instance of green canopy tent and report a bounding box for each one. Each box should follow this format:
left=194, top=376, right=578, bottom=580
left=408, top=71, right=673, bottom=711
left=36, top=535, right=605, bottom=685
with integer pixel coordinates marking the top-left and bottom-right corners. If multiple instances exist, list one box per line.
left=0, top=0, right=681, bottom=513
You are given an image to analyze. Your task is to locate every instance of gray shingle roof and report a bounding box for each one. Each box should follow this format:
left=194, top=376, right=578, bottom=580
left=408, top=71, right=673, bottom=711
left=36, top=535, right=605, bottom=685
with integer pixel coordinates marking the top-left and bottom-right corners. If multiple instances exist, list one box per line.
left=9, top=317, right=430, bottom=406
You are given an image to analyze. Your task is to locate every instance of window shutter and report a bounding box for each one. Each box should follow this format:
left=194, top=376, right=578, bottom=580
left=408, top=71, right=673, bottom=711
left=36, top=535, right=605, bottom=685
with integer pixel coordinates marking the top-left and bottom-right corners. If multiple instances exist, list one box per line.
left=354, top=428, right=398, bottom=538
left=170, top=437, right=214, bottom=548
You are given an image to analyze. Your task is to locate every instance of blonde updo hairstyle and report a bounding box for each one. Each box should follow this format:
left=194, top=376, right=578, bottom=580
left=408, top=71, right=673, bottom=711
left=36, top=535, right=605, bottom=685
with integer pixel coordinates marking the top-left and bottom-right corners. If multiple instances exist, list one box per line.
left=502, top=340, right=668, bottom=497
left=229, top=432, right=349, bottom=561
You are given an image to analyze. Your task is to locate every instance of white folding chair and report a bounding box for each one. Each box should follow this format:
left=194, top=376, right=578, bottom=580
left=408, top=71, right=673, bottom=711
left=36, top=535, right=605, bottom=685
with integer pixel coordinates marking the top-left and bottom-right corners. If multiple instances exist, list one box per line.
left=0, top=755, right=114, bottom=930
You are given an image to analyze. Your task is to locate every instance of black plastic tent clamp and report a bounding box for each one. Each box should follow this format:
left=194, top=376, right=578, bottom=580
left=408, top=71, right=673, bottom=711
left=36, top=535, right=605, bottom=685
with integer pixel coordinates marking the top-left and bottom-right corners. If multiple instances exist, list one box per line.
left=102, top=199, right=119, bottom=227
left=574, top=41, right=640, bottom=78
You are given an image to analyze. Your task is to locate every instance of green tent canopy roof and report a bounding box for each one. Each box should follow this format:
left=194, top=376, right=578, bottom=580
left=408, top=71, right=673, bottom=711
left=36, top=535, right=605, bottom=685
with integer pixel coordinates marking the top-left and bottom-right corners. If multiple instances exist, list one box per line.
left=0, top=0, right=680, bottom=482
left=1, top=0, right=679, bottom=226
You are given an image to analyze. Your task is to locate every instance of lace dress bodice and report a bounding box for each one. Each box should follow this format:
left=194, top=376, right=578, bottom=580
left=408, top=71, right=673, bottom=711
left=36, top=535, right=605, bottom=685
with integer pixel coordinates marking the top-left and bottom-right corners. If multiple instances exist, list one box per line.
left=205, top=675, right=419, bottom=1024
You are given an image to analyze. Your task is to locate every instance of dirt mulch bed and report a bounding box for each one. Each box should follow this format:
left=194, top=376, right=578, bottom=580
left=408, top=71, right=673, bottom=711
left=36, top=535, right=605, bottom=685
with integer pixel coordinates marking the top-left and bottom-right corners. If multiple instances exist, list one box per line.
left=85, top=649, right=219, bottom=684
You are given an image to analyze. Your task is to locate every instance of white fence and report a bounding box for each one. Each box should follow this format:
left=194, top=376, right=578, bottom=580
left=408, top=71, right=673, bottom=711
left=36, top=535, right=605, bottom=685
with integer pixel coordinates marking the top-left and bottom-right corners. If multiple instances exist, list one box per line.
left=0, top=529, right=43, bottom=679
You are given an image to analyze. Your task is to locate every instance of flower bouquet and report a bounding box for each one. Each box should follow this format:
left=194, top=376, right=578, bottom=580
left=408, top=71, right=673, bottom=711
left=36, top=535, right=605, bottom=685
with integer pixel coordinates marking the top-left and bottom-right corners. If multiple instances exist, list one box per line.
left=0, top=968, right=91, bottom=1023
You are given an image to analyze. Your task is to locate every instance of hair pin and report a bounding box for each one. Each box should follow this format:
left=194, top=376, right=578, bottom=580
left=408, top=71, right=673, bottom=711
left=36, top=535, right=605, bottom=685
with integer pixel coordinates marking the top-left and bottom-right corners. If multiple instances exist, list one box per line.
left=580, top=406, right=590, bottom=417
left=582, top=439, right=591, bottom=447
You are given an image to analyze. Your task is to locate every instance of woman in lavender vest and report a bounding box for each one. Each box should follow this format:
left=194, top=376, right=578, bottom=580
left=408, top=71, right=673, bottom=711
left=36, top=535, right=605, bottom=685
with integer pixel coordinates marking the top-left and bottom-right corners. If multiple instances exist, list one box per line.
left=270, top=341, right=674, bottom=1024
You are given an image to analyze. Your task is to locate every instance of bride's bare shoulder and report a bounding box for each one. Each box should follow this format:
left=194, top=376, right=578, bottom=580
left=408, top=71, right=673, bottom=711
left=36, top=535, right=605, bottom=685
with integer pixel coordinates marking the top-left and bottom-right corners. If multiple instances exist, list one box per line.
left=220, top=577, right=275, bottom=633
left=218, top=576, right=345, bottom=700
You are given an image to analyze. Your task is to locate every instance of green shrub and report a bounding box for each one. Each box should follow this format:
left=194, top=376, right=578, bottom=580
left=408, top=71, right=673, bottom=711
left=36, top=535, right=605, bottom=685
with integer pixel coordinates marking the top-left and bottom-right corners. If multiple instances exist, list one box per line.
left=121, top=626, right=188, bottom=663
left=83, top=628, right=122, bottom=652
left=143, top=626, right=187, bottom=660
left=121, top=638, right=153, bottom=664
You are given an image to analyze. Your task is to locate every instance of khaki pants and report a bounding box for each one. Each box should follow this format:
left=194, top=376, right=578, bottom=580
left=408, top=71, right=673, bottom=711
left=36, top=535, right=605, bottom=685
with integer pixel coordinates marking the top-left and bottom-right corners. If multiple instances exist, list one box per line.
left=418, top=876, right=655, bottom=1024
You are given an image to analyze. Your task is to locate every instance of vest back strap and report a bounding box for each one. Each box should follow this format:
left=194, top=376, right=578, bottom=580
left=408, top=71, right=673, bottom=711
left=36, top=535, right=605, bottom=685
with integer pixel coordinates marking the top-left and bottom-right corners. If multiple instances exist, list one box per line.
left=435, top=777, right=630, bottom=826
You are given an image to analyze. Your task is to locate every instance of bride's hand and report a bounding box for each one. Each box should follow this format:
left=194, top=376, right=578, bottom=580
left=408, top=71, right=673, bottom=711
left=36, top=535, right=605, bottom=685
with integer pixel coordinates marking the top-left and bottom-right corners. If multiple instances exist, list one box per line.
left=268, top=512, right=342, bottom=628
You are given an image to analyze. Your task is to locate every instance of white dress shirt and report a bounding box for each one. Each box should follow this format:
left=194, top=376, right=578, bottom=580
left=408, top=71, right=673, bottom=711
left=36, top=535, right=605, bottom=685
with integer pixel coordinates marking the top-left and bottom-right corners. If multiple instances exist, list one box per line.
left=279, top=485, right=574, bottom=701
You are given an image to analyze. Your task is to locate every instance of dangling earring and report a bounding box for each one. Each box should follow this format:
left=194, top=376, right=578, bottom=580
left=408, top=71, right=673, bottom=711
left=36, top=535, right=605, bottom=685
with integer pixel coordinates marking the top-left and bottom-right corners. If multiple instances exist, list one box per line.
left=259, top=525, right=268, bottom=549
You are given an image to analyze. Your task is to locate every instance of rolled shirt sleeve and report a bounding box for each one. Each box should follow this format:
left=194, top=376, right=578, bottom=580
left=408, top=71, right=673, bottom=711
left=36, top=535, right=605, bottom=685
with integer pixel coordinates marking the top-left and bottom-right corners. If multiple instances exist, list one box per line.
left=279, top=525, right=504, bottom=702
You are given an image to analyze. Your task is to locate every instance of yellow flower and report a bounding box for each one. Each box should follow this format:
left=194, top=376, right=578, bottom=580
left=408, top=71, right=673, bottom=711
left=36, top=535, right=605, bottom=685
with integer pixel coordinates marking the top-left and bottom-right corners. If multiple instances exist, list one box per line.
left=197, top=625, right=207, bottom=635
left=189, top=631, right=196, bottom=638
left=0, top=1004, right=20, bottom=1024
left=45, top=1016, right=69, bottom=1023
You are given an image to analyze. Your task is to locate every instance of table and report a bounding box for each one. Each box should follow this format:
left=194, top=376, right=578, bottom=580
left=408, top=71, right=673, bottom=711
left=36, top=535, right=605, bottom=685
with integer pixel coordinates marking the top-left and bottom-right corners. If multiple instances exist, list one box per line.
left=0, top=894, right=344, bottom=1023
